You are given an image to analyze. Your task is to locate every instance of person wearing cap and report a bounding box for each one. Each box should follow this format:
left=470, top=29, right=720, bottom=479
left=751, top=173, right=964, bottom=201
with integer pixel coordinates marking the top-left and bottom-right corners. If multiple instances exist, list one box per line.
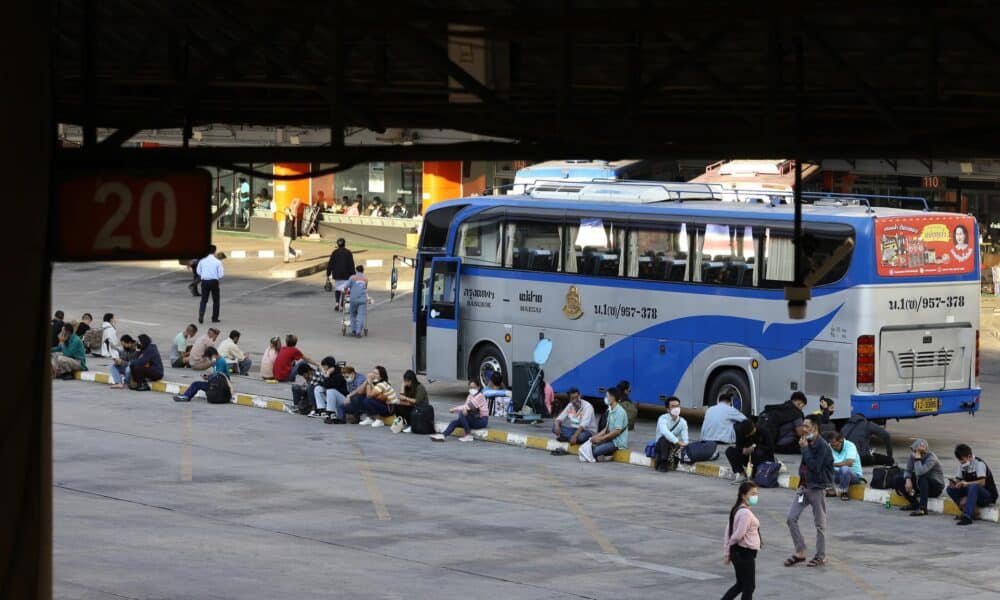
left=893, top=438, right=945, bottom=517
left=326, top=237, right=356, bottom=311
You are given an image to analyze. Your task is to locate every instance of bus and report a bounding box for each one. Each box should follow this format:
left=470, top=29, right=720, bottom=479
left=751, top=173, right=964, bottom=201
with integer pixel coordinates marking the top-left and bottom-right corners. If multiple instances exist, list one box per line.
left=511, top=159, right=678, bottom=194
left=412, top=182, right=981, bottom=421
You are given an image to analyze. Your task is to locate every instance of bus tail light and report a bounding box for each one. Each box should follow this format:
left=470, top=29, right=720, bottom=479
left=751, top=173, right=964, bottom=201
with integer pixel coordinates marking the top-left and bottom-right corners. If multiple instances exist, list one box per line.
left=976, top=330, right=980, bottom=383
left=857, top=335, right=875, bottom=392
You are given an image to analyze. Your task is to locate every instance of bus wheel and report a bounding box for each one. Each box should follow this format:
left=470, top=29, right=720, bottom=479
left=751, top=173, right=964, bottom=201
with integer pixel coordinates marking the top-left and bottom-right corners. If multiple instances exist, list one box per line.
left=707, top=370, right=752, bottom=417
left=470, top=344, right=506, bottom=389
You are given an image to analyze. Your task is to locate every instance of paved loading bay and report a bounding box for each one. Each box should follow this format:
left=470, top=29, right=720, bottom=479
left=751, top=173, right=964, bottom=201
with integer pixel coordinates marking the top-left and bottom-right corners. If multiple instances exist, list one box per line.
left=51, top=254, right=1000, bottom=599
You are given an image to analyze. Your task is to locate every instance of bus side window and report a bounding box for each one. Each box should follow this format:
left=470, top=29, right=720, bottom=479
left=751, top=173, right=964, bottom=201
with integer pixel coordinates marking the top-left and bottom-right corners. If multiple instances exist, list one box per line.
left=629, top=224, right=688, bottom=281
left=458, top=219, right=502, bottom=266
left=570, top=218, right=624, bottom=277
left=695, top=224, right=757, bottom=286
left=508, top=220, right=562, bottom=272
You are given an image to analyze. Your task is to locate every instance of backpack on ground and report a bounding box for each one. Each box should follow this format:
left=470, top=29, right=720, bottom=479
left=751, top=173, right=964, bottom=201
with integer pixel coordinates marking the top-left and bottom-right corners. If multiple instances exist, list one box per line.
left=409, top=403, right=435, bottom=434
left=82, top=328, right=103, bottom=353
left=753, top=461, right=782, bottom=488
left=682, top=440, right=719, bottom=463
left=644, top=439, right=657, bottom=459
left=206, top=373, right=231, bottom=404
left=869, top=465, right=901, bottom=489
left=291, top=384, right=311, bottom=414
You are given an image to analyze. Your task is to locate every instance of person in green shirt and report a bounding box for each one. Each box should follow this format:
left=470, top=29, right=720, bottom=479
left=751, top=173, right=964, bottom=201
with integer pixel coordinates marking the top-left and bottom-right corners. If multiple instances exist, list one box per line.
left=579, top=386, right=629, bottom=462
left=51, top=323, right=87, bottom=379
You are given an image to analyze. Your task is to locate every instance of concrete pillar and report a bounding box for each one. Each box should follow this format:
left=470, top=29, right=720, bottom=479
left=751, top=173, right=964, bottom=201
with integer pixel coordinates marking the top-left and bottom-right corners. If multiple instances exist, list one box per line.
left=0, top=2, right=52, bottom=598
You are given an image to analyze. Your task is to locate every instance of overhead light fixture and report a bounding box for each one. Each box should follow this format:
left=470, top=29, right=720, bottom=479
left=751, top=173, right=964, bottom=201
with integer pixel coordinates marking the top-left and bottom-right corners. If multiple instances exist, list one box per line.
left=192, top=130, right=203, bottom=142
left=289, top=135, right=300, bottom=145
left=276, top=128, right=285, bottom=144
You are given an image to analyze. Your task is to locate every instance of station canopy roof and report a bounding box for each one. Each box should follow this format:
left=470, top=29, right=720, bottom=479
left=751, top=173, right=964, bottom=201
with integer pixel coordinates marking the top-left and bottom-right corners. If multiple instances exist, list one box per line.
left=52, top=1, right=1000, bottom=162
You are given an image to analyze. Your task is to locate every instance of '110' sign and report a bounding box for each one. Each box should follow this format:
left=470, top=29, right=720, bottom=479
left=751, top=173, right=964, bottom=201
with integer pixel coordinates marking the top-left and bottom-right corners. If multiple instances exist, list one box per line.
left=51, top=169, right=212, bottom=261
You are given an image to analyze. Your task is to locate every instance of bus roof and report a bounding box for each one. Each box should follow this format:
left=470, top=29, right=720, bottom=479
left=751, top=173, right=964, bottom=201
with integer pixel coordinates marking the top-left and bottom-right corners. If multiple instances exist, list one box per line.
left=429, top=192, right=952, bottom=224
left=513, top=159, right=642, bottom=183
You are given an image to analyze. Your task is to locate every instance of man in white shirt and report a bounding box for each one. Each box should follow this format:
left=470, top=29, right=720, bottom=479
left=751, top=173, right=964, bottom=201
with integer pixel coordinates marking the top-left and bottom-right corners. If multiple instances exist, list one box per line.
left=552, top=388, right=597, bottom=445
left=217, top=329, right=251, bottom=376
left=196, top=245, right=224, bottom=324
left=701, top=392, right=748, bottom=444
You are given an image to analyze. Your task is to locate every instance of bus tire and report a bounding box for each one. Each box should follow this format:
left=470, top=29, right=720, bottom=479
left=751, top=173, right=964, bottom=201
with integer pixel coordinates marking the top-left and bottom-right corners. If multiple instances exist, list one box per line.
left=470, top=344, right=507, bottom=389
left=706, top=369, right=752, bottom=417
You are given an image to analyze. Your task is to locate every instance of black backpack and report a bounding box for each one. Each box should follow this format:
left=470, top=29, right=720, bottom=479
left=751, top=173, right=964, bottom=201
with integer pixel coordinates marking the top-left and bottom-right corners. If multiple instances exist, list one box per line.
left=409, top=403, right=435, bottom=434
left=206, top=373, right=231, bottom=404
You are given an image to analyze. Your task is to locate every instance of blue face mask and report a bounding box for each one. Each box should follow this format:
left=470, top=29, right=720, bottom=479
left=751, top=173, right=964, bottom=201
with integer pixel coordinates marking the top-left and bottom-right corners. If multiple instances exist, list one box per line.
left=748, top=495, right=759, bottom=506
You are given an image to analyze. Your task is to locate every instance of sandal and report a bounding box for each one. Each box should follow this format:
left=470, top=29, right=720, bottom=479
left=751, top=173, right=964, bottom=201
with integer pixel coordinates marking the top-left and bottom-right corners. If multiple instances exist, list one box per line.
left=839, top=492, right=851, bottom=501
left=784, top=555, right=806, bottom=567
left=807, top=557, right=826, bottom=567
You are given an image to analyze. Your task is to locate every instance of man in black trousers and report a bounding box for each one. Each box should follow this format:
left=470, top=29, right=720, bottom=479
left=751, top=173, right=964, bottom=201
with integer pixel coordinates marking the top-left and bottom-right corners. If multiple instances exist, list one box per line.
left=196, top=245, right=224, bottom=324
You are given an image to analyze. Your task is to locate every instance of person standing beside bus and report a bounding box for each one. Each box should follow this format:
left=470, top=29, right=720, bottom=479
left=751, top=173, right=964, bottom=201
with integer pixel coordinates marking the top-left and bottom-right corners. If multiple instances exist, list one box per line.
left=722, top=481, right=761, bottom=600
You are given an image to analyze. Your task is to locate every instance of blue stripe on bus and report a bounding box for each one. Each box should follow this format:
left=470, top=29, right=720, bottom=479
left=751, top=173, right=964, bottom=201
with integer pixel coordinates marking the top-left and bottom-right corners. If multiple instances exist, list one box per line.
left=851, top=389, right=980, bottom=419
left=427, top=319, right=458, bottom=330
left=551, top=305, right=843, bottom=397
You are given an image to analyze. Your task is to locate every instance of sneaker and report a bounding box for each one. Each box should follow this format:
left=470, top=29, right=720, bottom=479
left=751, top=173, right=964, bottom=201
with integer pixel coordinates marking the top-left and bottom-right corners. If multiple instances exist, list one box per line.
left=371, top=419, right=384, bottom=428
left=173, top=394, right=190, bottom=402
left=899, top=503, right=919, bottom=512
left=358, top=417, right=374, bottom=426
left=58, top=372, right=76, bottom=380
left=307, top=410, right=322, bottom=418
left=402, top=426, right=411, bottom=433
left=430, top=434, right=446, bottom=441
left=957, top=515, right=974, bottom=526
left=459, top=435, right=473, bottom=442
left=731, top=473, right=747, bottom=485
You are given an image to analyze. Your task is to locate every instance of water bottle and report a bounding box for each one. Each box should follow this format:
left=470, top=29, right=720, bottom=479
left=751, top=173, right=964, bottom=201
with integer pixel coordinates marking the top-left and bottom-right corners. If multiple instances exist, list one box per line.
left=884, top=496, right=892, bottom=510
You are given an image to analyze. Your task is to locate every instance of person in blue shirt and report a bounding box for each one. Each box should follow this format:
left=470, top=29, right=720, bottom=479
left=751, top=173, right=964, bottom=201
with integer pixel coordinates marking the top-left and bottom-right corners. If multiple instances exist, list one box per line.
left=654, top=396, right=689, bottom=472
left=173, top=347, right=230, bottom=402
left=347, top=265, right=369, bottom=337
left=196, top=245, right=225, bottom=324
left=829, top=432, right=864, bottom=501
left=579, top=386, right=629, bottom=462
left=701, top=392, right=748, bottom=445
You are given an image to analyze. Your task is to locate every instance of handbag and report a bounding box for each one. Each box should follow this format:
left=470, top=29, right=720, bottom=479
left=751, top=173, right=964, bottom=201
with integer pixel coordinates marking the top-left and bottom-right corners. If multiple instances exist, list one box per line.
left=644, top=440, right=657, bottom=458
left=324, top=280, right=333, bottom=292
left=870, top=465, right=901, bottom=490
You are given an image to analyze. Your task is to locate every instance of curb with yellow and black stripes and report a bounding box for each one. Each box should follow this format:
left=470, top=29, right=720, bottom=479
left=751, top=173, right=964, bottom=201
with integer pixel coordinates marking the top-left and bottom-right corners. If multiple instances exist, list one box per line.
left=72, top=370, right=998, bottom=524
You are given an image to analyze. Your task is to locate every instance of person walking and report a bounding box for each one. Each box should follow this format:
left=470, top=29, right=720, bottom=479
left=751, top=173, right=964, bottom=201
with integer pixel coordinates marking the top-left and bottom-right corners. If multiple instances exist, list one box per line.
left=784, top=415, right=833, bottom=568
left=326, top=237, right=356, bottom=310
left=722, top=481, right=761, bottom=600
left=196, top=245, right=224, bottom=324
left=282, top=199, right=301, bottom=262
left=347, top=265, right=369, bottom=337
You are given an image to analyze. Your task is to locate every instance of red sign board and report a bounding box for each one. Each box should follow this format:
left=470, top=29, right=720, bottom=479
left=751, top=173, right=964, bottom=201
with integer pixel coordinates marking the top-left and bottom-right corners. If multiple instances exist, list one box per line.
left=876, top=214, right=976, bottom=277
left=51, top=169, right=212, bottom=261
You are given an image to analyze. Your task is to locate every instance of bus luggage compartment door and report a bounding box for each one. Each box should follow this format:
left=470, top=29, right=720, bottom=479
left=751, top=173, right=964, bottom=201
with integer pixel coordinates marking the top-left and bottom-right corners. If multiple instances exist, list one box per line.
left=426, top=257, right=462, bottom=380
left=879, top=324, right=973, bottom=394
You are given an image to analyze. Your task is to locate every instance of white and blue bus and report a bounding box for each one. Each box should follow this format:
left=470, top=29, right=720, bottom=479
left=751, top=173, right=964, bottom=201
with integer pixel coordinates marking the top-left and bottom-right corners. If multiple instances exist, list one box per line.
left=413, top=182, right=981, bottom=420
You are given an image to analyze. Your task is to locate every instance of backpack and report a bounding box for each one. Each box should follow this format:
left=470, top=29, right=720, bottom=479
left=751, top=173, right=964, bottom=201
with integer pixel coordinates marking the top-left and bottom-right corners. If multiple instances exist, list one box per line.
left=205, top=373, right=231, bottom=404
left=291, top=384, right=312, bottom=414
left=82, top=328, right=103, bottom=352
left=682, top=440, right=719, bottom=463
left=409, top=403, right=435, bottom=434
left=753, top=461, right=782, bottom=488
left=869, top=465, right=901, bottom=489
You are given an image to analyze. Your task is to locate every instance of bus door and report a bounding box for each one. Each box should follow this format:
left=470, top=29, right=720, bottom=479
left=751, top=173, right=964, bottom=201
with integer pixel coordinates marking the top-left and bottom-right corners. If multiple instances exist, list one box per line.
left=413, top=253, right=439, bottom=373
left=425, top=257, right=462, bottom=380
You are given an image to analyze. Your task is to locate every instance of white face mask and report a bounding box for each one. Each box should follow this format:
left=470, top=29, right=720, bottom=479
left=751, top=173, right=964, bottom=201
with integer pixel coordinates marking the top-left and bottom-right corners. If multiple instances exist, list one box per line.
left=603, top=396, right=611, bottom=406
left=469, top=387, right=480, bottom=395
left=669, top=407, right=681, bottom=417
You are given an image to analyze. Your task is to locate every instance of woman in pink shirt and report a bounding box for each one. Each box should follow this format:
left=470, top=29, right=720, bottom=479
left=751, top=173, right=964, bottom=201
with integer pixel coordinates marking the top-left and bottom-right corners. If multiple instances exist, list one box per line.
left=431, top=380, right=488, bottom=442
left=722, top=481, right=761, bottom=600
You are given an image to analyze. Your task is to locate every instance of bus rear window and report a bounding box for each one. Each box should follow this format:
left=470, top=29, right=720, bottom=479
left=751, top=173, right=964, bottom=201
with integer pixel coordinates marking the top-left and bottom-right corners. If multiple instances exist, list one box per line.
left=761, top=225, right=855, bottom=288
left=419, top=205, right=466, bottom=250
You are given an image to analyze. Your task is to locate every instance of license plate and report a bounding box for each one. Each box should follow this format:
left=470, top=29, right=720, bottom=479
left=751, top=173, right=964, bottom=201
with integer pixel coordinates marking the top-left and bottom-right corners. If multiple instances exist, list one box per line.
left=914, top=397, right=940, bottom=413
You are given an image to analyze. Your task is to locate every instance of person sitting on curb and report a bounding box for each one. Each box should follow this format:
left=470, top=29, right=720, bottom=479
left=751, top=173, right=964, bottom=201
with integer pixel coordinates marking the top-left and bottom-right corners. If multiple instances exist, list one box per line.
left=99, top=313, right=120, bottom=359
left=727, top=419, right=775, bottom=485
left=946, top=444, right=999, bottom=526
left=840, top=411, right=894, bottom=466
left=218, top=329, right=252, bottom=376
left=260, top=336, right=281, bottom=380
left=702, top=392, right=747, bottom=445
left=654, top=396, right=689, bottom=472
left=893, top=438, right=945, bottom=517
left=393, top=369, right=429, bottom=432
left=108, top=334, right=138, bottom=389
left=312, top=356, right=349, bottom=422
left=173, top=346, right=229, bottom=402
left=813, top=396, right=836, bottom=435
left=169, top=324, right=197, bottom=368
left=51, top=323, right=88, bottom=380
left=578, top=386, right=629, bottom=462
left=784, top=415, right=833, bottom=568
left=829, top=431, right=864, bottom=501
left=431, top=379, right=489, bottom=442
left=188, top=328, right=221, bottom=371
left=552, top=387, right=597, bottom=446
left=356, top=366, right=397, bottom=427
left=759, top=392, right=807, bottom=454
left=272, top=334, right=318, bottom=383
left=617, top=380, right=638, bottom=431
left=128, top=334, right=163, bottom=391
left=75, top=313, right=93, bottom=339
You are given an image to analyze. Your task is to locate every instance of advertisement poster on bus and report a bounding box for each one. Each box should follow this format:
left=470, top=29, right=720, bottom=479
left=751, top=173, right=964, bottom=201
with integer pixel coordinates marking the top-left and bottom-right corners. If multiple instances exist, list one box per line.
left=875, top=215, right=976, bottom=277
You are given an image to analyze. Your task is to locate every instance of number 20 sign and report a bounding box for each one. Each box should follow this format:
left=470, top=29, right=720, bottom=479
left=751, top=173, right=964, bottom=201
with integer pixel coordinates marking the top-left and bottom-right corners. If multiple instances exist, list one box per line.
left=51, top=169, right=212, bottom=261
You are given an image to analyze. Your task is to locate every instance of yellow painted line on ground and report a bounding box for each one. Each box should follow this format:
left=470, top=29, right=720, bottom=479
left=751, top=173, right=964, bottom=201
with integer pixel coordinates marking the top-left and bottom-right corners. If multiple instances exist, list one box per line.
left=180, top=406, right=193, bottom=482
left=546, top=473, right=619, bottom=556
left=347, top=432, right=390, bottom=521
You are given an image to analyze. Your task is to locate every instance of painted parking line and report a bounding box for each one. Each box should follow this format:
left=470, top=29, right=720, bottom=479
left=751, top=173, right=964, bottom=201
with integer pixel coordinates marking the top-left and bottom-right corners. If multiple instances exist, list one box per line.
left=586, top=553, right=721, bottom=581
left=347, top=432, right=391, bottom=521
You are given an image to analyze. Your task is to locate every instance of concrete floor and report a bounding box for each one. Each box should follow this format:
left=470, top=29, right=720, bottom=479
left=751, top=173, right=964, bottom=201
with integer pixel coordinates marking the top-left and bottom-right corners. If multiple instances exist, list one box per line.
left=51, top=259, right=1000, bottom=599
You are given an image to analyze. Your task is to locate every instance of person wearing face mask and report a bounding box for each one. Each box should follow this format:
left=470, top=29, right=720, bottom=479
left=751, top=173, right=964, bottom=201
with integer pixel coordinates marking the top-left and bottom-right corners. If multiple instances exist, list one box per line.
left=312, top=356, right=349, bottom=422
left=727, top=419, right=774, bottom=485
left=552, top=388, right=596, bottom=446
left=431, top=380, right=489, bottom=442
left=653, top=396, right=688, bottom=472
left=578, top=386, right=629, bottom=462
left=722, top=481, right=761, bottom=600
left=784, top=415, right=833, bottom=568
left=357, top=366, right=397, bottom=427
left=946, top=444, right=998, bottom=526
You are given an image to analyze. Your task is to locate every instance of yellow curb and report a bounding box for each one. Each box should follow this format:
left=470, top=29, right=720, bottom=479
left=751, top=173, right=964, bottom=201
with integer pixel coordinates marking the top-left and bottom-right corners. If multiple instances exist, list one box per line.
left=694, top=462, right=722, bottom=478
left=484, top=430, right=509, bottom=443
left=611, top=449, right=632, bottom=463
left=525, top=436, right=551, bottom=450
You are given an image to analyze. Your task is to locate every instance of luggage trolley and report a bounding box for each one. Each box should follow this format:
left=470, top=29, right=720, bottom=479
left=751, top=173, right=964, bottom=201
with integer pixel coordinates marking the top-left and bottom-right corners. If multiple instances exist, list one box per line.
left=506, top=337, right=552, bottom=424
